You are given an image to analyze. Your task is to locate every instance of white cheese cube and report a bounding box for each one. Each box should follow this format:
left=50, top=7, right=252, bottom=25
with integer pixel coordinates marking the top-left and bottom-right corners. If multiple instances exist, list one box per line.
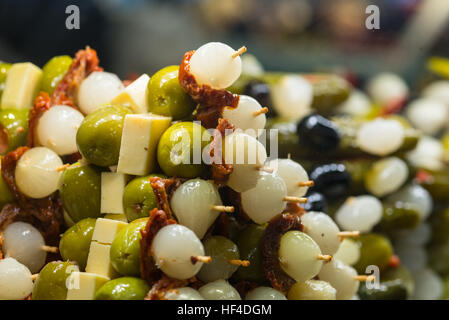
left=85, top=242, right=118, bottom=279
left=101, top=172, right=127, bottom=214
left=104, top=213, right=128, bottom=223
left=110, top=74, right=150, bottom=114
left=1, top=62, right=43, bottom=110
left=92, top=218, right=128, bottom=245
left=66, top=272, right=110, bottom=300
left=117, top=113, right=171, bottom=176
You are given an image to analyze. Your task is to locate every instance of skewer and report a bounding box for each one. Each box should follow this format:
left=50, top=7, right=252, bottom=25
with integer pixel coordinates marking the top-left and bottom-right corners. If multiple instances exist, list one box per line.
left=229, top=259, right=250, bottom=267
left=191, top=255, right=212, bottom=264
left=257, top=166, right=274, bottom=173
left=41, top=245, right=59, bottom=253
left=211, top=205, right=235, bottom=213
left=298, top=180, right=314, bottom=187
left=31, top=274, right=39, bottom=281
left=283, top=196, right=308, bottom=204
left=338, top=231, right=360, bottom=240
left=253, top=107, right=268, bottom=117
left=317, top=254, right=332, bottom=262
left=354, top=275, right=376, bottom=282
left=56, top=164, right=70, bottom=172
left=232, top=46, right=247, bottom=59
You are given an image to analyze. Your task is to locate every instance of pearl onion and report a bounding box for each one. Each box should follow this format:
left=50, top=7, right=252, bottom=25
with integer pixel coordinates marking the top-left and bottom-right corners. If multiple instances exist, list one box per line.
left=151, top=224, right=205, bottom=280
left=0, top=258, right=33, bottom=300
left=287, top=280, right=337, bottom=300
left=365, top=157, right=408, bottom=197
left=78, top=71, right=124, bottom=115
left=165, top=287, right=204, bottom=300
left=245, top=287, right=287, bottom=300
left=170, top=179, right=222, bottom=239
left=240, top=172, right=287, bottom=224
left=422, top=80, right=449, bottom=105
left=356, top=119, right=404, bottom=156
left=337, top=90, right=371, bottom=116
left=3, top=222, right=46, bottom=273
left=318, top=259, right=359, bottom=300
left=226, top=164, right=263, bottom=193
left=266, top=158, right=309, bottom=197
left=395, top=244, right=427, bottom=273
left=412, top=268, right=443, bottom=300
left=225, top=132, right=268, bottom=193
left=241, top=54, right=264, bottom=77
left=335, top=195, right=382, bottom=233
left=271, top=75, right=313, bottom=121
left=223, top=131, right=267, bottom=166
left=15, top=147, right=63, bottom=199
left=278, top=231, right=323, bottom=283
left=301, top=211, right=340, bottom=256
left=36, top=105, right=85, bottom=155
left=386, top=184, right=433, bottom=221
left=406, top=98, right=448, bottom=135
left=222, top=95, right=266, bottom=137
left=333, top=239, right=360, bottom=266
left=366, top=73, right=409, bottom=105
left=407, top=136, right=444, bottom=170
left=189, top=42, right=242, bottom=89
left=393, top=222, right=431, bottom=246
left=198, top=280, right=241, bottom=300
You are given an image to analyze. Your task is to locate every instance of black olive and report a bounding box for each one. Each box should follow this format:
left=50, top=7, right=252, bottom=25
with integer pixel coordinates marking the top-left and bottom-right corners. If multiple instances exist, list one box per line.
left=243, top=80, right=276, bottom=117
left=309, top=163, right=351, bottom=199
left=303, top=191, right=328, bottom=213
left=297, top=114, right=340, bottom=151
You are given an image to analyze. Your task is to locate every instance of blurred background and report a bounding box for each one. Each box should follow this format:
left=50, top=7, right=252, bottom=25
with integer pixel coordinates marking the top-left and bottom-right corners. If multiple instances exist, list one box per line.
left=0, top=0, right=449, bottom=86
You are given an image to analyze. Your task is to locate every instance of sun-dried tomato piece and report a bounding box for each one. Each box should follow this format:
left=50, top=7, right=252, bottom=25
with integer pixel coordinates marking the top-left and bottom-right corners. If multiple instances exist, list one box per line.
left=179, top=51, right=239, bottom=109
left=140, top=208, right=177, bottom=285
left=262, top=213, right=303, bottom=292
left=149, top=177, right=184, bottom=218
left=209, top=118, right=235, bottom=186
left=51, top=46, right=103, bottom=107
left=233, top=280, right=259, bottom=299
left=0, top=147, right=63, bottom=246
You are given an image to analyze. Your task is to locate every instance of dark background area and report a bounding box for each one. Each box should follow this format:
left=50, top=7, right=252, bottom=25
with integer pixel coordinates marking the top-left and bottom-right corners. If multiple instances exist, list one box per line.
left=0, top=0, right=448, bottom=84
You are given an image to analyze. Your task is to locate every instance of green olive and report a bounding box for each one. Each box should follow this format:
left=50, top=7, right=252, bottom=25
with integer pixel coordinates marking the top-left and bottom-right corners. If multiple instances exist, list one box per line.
left=32, top=261, right=79, bottom=300
left=420, top=169, right=449, bottom=202
left=95, top=277, right=149, bottom=300
left=354, top=233, right=393, bottom=274
left=310, top=74, right=352, bottom=114
left=431, top=208, right=449, bottom=244
left=60, top=163, right=102, bottom=222
left=358, top=279, right=408, bottom=300
left=41, top=56, right=73, bottom=95
left=443, top=276, right=449, bottom=300
left=429, top=243, right=449, bottom=276
left=157, top=121, right=210, bottom=178
left=0, top=156, right=14, bottom=208
left=0, top=63, right=11, bottom=99
left=197, top=236, right=240, bottom=283
left=123, top=175, right=160, bottom=222
left=265, top=118, right=301, bottom=159
left=382, top=265, right=415, bottom=298
left=110, top=218, right=148, bottom=276
left=147, top=65, right=196, bottom=120
left=0, top=108, right=29, bottom=154
left=377, top=202, right=420, bottom=232
left=232, top=224, right=267, bottom=283
left=76, top=105, right=132, bottom=167
left=59, top=218, right=96, bottom=270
